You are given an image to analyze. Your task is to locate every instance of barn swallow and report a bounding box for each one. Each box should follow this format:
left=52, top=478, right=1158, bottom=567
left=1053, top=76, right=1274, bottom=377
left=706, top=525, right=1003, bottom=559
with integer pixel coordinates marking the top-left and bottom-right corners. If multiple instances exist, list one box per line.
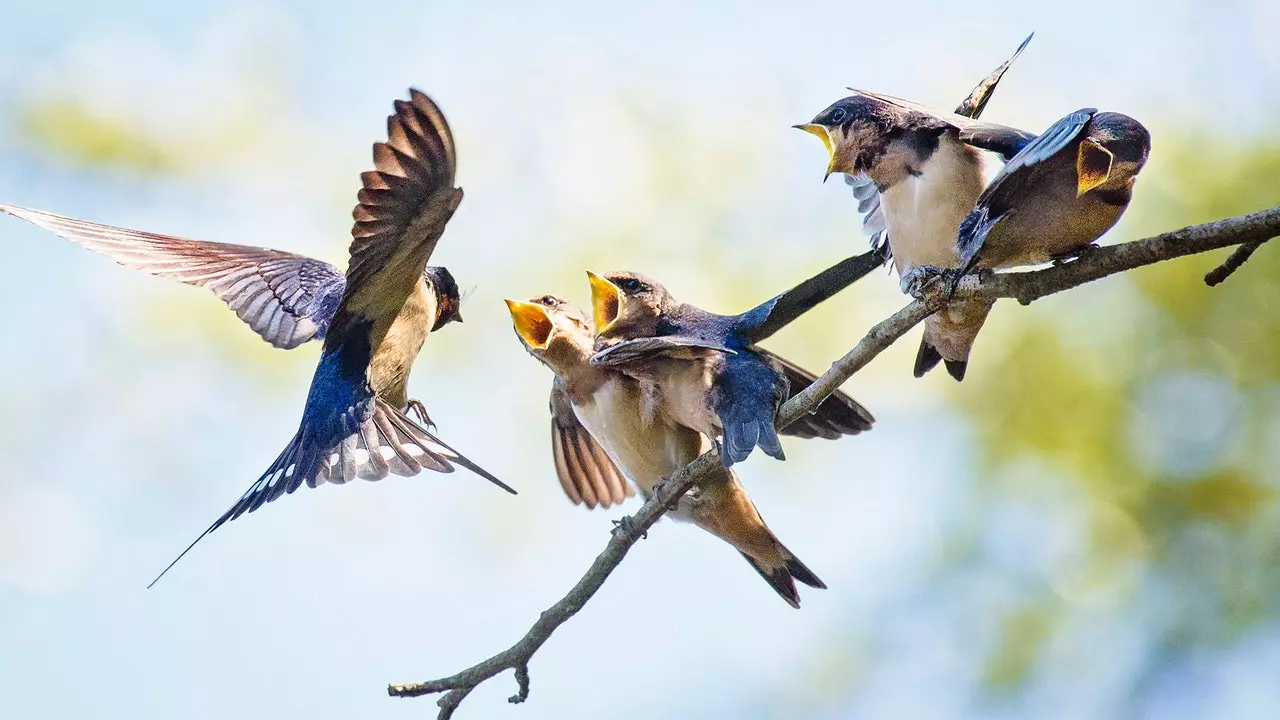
left=796, top=47, right=1038, bottom=382
left=845, top=32, right=1033, bottom=259
left=956, top=109, right=1150, bottom=273
left=0, top=90, right=516, bottom=586
left=587, top=271, right=874, bottom=466
left=506, top=295, right=829, bottom=607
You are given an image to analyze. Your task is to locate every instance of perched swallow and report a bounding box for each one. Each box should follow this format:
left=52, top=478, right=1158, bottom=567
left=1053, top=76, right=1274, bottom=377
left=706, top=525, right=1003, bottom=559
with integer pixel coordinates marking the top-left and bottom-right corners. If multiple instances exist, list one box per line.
left=956, top=109, right=1150, bottom=273
left=587, top=271, right=874, bottom=466
left=506, top=295, right=827, bottom=607
left=0, top=90, right=517, bottom=585
left=798, top=38, right=1036, bottom=381
left=845, top=32, right=1033, bottom=258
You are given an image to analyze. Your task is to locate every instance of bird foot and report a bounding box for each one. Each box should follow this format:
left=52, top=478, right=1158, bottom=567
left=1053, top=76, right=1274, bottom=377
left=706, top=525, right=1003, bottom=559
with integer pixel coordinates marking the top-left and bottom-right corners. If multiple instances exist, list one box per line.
left=405, top=399, right=436, bottom=430
left=611, top=516, right=647, bottom=540
left=901, top=265, right=957, bottom=301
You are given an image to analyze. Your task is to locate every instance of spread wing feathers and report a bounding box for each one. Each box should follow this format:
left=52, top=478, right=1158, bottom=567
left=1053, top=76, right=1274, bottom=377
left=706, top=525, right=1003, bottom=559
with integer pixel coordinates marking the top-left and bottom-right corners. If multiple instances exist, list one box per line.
left=549, top=383, right=634, bottom=509
left=589, top=335, right=737, bottom=368
left=843, top=173, right=889, bottom=257
left=953, top=32, right=1033, bottom=118
left=334, top=89, right=461, bottom=336
left=756, top=349, right=875, bottom=439
left=148, top=363, right=511, bottom=587
left=0, top=203, right=344, bottom=349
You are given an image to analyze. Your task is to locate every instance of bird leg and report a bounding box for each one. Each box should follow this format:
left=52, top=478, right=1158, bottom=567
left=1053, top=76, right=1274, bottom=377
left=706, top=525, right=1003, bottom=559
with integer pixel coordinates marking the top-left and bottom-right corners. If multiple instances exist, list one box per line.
left=611, top=516, right=648, bottom=540
left=900, top=264, right=957, bottom=301
left=405, top=399, right=436, bottom=430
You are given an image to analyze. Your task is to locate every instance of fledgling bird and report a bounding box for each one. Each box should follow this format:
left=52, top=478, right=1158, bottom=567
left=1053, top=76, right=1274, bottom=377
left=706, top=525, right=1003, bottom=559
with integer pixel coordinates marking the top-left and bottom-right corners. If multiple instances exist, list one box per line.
left=845, top=32, right=1033, bottom=258
left=0, top=90, right=515, bottom=585
left=587, top=270, right=874, bottom=466
left=506, top=295, right=834, bottom=607
left=956, top=109, right=1151, bottom=274
left=798, top=37, right=1036, bottom=381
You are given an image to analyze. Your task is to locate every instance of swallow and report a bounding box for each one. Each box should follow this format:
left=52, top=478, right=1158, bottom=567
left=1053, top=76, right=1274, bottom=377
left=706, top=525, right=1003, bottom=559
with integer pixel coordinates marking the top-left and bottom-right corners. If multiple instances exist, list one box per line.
left=587, top=271, right=874, bottom=466
left=797, top=37, right=1036, bottom=381
left=506, top=295, right=830, bottom=607
left=0, top=90, right=517, bottom=585
left=845, top=32, right=1033, bottom=259
left=956, top=109, right=1150, bottom=274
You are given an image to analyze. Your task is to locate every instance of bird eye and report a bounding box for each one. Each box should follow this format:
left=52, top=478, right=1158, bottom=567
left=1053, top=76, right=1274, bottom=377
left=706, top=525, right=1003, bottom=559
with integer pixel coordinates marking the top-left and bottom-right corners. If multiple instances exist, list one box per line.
left=829, top=107, right=847, bottom=124
left=620, top=279, right=642, bottom=292
left=539, top=295, right=557, bottom=306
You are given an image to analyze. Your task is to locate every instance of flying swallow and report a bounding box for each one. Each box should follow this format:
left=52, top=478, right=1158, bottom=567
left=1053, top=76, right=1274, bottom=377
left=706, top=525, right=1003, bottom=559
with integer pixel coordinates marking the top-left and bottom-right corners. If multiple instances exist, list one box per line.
left=797, top=36, right=1036, bottom=381
left=506, top=295, right=827, bottom=607
left=587, top=271, right=874, bottom=466
left=0, top=90, right=516, bottom=585
left=956, top=109, right=1150, bottom=273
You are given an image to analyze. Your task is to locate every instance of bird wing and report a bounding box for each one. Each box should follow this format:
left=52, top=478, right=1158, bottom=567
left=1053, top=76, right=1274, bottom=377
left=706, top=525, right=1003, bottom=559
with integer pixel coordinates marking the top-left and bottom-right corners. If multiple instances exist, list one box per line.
left=325, top=89, right=462, bottom=349
left=549, top=381, right=634, bottom=509
left=589, top=335, right=736, bottom=368
left=756, top=349, right=875, bottom=439
left=956, top=108, right=1097, bottom=272
left=953, top=32, right=1033, bottom=118
left=0, top=203, right=345, bottom=349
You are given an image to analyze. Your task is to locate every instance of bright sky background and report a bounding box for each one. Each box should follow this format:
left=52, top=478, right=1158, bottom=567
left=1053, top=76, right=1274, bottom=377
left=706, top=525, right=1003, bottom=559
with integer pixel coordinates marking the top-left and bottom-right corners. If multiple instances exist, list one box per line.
left=1, top=1, right=1277, bottom=718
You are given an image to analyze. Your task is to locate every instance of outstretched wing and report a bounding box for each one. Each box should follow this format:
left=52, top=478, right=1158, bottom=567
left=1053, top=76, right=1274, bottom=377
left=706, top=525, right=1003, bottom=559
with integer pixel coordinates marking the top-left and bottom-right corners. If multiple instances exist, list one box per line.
left=549, top=381, right=633, bottom=509
left=0, top=203, right=345, bottom=349
left=953, top=32, right=1033, bottom=119
left=589, top=335, right=736, bottom=368
left=326, top=89, right=462, bottom=349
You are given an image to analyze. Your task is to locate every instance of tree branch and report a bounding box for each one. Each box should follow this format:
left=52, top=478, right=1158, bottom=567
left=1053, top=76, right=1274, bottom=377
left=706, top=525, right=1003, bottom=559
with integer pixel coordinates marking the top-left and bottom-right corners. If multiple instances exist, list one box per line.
left=388, top=206, right=1280, bottom=718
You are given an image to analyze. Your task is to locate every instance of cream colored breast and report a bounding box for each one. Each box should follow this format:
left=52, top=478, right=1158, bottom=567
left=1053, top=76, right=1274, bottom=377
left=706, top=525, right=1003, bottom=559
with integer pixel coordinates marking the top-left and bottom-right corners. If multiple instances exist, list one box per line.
left=573, top=374, right=698, bottom=496
left=882, top=135, right=989, bottom=273
left=369, top=279, right=434, bottom=403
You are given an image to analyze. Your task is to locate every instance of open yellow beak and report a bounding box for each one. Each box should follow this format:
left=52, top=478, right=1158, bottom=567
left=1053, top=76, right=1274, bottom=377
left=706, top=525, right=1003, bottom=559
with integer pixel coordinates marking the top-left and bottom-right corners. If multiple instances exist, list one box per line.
left=586, top=270, right=622, bottom=333
left=504, top=299, right=553, bottom=350
left=1076, top=139, right=1115, bottom=196
left=793, top=123, right=837, bottom=181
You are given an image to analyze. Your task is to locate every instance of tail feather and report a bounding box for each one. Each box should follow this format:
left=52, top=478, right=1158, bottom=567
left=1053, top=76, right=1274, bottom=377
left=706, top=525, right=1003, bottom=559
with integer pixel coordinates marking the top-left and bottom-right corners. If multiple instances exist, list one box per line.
left=739, top=543, right=826, bottom=609
left=914, top=338, right=944, bottom=378
left=147, top=399, right=512, bottom=588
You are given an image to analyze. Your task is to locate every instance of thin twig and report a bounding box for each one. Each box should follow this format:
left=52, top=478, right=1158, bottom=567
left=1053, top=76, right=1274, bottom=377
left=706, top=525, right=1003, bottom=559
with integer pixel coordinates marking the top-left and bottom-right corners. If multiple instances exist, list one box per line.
left=1205, top=240, right=1265, bottom=286
left=389, top=205, right=1280, bottom=717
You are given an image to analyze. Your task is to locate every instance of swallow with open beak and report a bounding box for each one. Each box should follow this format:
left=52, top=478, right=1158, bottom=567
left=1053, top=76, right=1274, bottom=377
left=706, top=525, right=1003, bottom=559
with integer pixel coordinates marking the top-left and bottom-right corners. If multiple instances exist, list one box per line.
left=506, top=295, right=830, bottom=607
left=956, top=109, right=1150, bottom=274
left=9, top=90, right=516, bottom=585
left=587, top=270, right=874, bottom=466
left=845, top=32, right=1033, bottom=259
left=797, top=37, right=1036, bottom=381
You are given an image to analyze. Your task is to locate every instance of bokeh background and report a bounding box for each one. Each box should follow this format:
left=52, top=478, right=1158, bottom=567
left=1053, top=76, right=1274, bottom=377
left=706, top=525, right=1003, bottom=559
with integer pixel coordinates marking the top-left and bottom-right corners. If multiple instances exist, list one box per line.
left=2, top=1, right=1278, bottom=718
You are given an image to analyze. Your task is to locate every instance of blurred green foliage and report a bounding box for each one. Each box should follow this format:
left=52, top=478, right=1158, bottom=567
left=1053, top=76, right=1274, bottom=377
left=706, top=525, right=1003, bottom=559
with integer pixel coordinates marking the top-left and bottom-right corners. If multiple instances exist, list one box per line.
left=955, top=139, right=1280, bottom=695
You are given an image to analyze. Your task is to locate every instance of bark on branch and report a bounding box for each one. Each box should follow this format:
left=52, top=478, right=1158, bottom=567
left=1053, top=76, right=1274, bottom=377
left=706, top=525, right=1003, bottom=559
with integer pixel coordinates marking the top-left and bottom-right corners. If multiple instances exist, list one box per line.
left=388, top=205, right=1280, bottom=718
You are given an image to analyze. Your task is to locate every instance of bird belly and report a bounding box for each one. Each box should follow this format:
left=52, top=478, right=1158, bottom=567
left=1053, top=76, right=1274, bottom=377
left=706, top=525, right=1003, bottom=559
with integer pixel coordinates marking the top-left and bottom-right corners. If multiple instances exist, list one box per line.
left=369, top=280, right=434, bottom=407
left=980, top=185, right=1126, bottom=269
left=572, top=376, right=696, bottom=497
left=882, top=139, right=988, bottom=274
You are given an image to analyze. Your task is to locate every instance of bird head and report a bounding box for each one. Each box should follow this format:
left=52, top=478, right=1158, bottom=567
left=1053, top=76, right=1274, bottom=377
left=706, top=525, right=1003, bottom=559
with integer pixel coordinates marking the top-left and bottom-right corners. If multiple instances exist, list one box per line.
left=586, top=270, right=668, bottom=340
left=505, top=295, right=594, bottom=373
left=795, top=94, right=897, bottom=180
left=1078, top=113, right=1151, bottom=196
left=425, top=266, right=464, bottom=330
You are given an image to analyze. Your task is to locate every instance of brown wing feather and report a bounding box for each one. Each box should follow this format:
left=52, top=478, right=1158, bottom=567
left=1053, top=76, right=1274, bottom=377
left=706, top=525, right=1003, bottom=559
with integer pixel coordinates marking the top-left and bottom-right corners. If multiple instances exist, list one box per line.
left=549, top=383, right=634, bottom=509
left=757, top=349, right=876, bottom=439
left=327, top=89, right=462, bottom=346
left=0, top=203, right=344, bottom=349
